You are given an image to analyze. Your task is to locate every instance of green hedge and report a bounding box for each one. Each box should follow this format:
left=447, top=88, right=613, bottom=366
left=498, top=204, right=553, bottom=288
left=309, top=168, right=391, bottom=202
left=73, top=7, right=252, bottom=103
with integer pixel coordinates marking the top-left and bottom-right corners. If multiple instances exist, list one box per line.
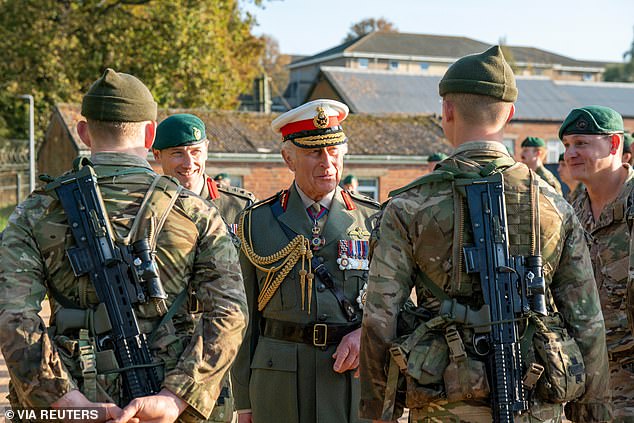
left=0, top=205, right=15, bottom=232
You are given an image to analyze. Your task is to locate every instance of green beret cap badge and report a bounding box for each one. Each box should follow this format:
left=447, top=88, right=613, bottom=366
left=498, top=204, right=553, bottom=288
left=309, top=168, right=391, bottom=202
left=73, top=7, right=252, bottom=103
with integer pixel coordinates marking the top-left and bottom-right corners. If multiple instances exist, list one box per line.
left=559, top=105, right=624, bottom=140
left=153, top=113, right=207, bottom=150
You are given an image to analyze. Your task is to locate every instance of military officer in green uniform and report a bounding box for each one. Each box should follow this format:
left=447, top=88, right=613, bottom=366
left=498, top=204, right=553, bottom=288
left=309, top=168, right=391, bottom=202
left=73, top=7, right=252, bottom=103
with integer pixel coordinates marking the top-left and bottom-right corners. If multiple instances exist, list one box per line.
left=359, top=46, right=611, bottom=423
left=0, top=69, right=248, bottom=423
left=560, top=105, right=634, bottom=421
left=153, top=113, right=256, bottom=235
left=520, top=136, right=563, bottom=195
left=232, top=99, right=379, bottom=423
left=153, top=113, right=255, bottom=422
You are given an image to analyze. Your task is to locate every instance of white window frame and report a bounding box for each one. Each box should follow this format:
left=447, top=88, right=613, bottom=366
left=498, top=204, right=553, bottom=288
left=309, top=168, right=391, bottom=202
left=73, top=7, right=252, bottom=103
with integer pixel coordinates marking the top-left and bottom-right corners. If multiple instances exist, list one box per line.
left=546, top=139, right=564, bottom=164
left=358, top=58, right=369, bottom=69
left=357, top=177, right=379, bottom=200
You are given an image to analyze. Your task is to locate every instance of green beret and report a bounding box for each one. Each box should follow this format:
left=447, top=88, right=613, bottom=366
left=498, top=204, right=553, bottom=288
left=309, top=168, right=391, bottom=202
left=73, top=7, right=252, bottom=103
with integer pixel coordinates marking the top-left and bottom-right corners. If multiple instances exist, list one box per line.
left=341, top=174, right=358, bottom=185
left=521, top=136, right=546, bottom=148
left=624, top=133, right=633, bottom=153
left=214, top=173, right=229, bottom=181
left=153, top=114, right=206, bottom=150
left=439, top=45, right=517, bottom=102
left=82, top=68, right=157, bottom=122
left=428, top=152, right=449, bottom=162
left=558, top=105, right=624, bottom=140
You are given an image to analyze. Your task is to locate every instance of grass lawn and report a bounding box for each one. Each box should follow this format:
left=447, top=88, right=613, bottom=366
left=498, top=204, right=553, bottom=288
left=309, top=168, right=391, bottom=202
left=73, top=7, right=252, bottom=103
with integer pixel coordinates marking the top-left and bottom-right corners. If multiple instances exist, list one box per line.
left=0, top=205, right=15, bottom=232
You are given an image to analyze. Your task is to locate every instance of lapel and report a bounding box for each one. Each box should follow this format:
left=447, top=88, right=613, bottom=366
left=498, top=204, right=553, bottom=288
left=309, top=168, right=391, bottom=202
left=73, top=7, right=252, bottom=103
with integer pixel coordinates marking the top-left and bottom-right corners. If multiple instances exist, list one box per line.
left=277, top=184, right=313, bottom=238
left=321, top=186, right=355, bottom=248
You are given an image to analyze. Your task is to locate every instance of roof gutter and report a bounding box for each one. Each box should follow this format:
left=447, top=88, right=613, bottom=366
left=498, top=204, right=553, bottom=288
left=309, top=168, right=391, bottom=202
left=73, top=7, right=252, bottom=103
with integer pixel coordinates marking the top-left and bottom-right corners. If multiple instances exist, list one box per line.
left=205, top=152, right=429, bottom=165
left=290, top=51, right=605, bottom=73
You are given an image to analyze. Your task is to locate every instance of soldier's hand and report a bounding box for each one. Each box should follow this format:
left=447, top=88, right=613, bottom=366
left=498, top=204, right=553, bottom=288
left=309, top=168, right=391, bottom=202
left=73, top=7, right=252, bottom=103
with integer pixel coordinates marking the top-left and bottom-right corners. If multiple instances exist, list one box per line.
left=111, top=388, right=187, bottom=423
left=332, top=327, right=361, bottom=373
left=51, top=389, right=129, bottom=423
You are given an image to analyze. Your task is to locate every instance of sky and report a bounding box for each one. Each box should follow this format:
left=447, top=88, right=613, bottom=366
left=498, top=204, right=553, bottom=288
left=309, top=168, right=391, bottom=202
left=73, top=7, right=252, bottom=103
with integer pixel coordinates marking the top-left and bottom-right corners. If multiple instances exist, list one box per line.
left=243, top=0, right=634, bottom=63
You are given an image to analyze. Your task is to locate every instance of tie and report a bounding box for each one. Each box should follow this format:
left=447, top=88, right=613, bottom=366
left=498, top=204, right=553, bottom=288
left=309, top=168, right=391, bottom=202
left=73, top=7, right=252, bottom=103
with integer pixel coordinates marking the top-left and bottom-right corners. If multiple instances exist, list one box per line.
left=307, top=202, right=327, bottom=222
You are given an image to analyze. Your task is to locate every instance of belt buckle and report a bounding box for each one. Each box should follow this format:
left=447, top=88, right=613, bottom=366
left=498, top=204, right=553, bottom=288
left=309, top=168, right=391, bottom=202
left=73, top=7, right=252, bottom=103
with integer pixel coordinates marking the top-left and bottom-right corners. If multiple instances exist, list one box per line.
left=313, top=323, right=328, bottom=347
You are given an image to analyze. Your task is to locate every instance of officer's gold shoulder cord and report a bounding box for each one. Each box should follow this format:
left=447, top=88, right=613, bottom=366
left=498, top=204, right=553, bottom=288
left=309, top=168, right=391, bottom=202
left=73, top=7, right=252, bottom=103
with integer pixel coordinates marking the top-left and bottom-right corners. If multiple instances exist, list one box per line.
left=238, top=208, right=313, bottom=312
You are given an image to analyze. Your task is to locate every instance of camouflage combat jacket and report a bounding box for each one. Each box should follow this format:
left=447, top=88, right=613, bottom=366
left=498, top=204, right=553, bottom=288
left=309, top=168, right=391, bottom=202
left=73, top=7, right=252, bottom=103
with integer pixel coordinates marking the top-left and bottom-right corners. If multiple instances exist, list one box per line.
left=536, top=164, right=563, bottom=196
left=359, top=141, right=610, bottom=422
left=571, top=164, right=634, bottom=414
left=0, top=153, right=248, bottom=421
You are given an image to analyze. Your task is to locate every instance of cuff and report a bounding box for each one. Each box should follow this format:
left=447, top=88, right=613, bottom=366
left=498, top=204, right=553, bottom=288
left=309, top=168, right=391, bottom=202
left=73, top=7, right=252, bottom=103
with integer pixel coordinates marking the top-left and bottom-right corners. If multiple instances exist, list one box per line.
left=163, top=372, right=219, bottom=419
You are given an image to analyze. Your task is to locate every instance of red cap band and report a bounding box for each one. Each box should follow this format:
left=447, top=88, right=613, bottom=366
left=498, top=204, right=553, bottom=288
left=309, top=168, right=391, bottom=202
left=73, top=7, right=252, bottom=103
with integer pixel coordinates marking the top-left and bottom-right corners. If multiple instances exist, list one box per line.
left=280, top=116, right=341, bottom=137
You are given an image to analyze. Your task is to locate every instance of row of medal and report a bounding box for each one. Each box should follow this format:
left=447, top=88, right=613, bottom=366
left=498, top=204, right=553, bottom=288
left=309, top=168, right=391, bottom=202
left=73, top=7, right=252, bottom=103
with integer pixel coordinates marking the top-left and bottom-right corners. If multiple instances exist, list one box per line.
left=336, top=239, right=369, bottom=271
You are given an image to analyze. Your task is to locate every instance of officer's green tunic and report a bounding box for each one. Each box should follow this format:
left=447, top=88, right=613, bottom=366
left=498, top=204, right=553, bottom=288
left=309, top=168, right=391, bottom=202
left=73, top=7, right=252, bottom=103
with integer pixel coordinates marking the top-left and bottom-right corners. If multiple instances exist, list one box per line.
left=200, top=176, right=255, bottom=229
left=233, top=184, right=378, bottom=423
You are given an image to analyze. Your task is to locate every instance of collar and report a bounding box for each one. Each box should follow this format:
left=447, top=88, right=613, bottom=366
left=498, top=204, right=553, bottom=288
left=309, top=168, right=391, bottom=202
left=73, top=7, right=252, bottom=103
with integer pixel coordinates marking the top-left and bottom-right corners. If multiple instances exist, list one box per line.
left=90, top=152, right=154, bottom=169
left=294, top=181, right=335, bottom=210
left=453, top=140, right=511, bottom=156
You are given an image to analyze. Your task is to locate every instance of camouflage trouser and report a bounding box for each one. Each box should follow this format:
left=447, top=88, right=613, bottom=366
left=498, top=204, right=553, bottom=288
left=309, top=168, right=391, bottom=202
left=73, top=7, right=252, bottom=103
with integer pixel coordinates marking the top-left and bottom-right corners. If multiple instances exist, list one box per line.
left=610, top=362, right=634, bottom=423
left=409, top=401, right=563, bottom=423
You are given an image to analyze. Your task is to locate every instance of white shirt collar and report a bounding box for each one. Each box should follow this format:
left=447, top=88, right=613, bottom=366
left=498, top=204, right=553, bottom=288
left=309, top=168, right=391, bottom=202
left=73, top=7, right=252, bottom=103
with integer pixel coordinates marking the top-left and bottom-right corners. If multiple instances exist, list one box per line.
left=294, top=182, right=336, bottom=210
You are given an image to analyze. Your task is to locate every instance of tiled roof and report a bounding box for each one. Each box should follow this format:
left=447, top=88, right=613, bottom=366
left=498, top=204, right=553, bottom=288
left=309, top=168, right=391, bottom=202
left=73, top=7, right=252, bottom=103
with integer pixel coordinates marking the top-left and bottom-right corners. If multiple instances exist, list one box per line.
left=52, top=103, right=451, bottom=157
left=316, top=67, right=634, bottom=120
left=290, top=32, right=611, bottom=69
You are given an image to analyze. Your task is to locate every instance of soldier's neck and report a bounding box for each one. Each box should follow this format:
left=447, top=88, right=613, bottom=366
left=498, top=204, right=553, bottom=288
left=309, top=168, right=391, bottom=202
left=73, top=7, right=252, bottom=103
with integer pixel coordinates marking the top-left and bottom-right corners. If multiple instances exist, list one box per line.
left=586, top=165, right=628, bottom=220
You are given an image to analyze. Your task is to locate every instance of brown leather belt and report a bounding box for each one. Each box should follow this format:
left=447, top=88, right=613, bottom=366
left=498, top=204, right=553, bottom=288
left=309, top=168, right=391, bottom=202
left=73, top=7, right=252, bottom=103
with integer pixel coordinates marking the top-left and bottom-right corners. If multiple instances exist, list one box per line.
left=263, top=319, right=360, bottom=347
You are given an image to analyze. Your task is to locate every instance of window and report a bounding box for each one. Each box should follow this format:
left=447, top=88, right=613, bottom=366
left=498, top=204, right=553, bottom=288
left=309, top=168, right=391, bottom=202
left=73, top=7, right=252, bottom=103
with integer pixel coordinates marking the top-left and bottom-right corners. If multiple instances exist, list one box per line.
left=546, top=139, right=564, bottom=164
left=357, top=177, right=379, bottom=200
left=358, top=58, right=369, bottom=68
left=420, top=62, right=429, bottom=72
left=389, top=60, right=399, bottom=70
left=582, top=73, right=593, bottom=81
left=502, top=138, right=515, bottom=157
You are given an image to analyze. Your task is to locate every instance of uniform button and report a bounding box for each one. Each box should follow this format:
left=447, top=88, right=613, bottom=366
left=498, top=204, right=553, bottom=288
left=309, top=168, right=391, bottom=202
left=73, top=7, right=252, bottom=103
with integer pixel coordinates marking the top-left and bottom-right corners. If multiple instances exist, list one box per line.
left=318, top=314, right=329, bottom=322
left=363, top=271, right=369, bottom=278
left=317, top=256, right=325, bottom=264
left=317, top=284, right=326, bottom=292
left=267, top=359, right=273, bottom=368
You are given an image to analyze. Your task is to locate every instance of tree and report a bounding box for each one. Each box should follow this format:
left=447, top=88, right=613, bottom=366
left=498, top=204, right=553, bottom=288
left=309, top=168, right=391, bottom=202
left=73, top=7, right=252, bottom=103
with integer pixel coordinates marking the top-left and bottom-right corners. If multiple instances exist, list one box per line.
left=259, top=35, right=291, bottom=102
left=0, top=0, right=265, bottom=144
left=343, top=17, right=397, bottom=42
left=603, top=27, right=634, bottom=82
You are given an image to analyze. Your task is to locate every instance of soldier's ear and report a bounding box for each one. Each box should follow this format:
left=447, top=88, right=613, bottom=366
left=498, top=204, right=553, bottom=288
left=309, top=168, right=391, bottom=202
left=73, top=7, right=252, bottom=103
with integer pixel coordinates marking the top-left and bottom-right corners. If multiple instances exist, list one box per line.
left=281, top=146, right=297, bottom=172
left=505, top=104, right=515, bottom=123
left=144, top=121, right=157, bottom=150
left=609, top=134, right=621, bottom=155
left=77, top=120, right=92, bottom=147
left=152, top=149, right=161, bottom=161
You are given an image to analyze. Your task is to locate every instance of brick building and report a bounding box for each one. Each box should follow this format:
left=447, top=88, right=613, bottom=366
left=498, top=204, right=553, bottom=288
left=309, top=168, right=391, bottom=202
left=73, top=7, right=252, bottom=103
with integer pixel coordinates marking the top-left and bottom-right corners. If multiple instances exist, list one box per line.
left=306, top=68, right=634, bottom=163
left=39, top=104, right=451, bottom=202
left=286, top=32, right=612, bottom=108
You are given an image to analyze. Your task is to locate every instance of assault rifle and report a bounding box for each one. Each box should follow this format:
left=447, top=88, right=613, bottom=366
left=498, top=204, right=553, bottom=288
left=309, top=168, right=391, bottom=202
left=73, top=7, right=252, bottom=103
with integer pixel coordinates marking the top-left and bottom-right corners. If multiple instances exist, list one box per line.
left=47, top=162, right=165, bottom=404
left=461, top=172, right=547, bottom=423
